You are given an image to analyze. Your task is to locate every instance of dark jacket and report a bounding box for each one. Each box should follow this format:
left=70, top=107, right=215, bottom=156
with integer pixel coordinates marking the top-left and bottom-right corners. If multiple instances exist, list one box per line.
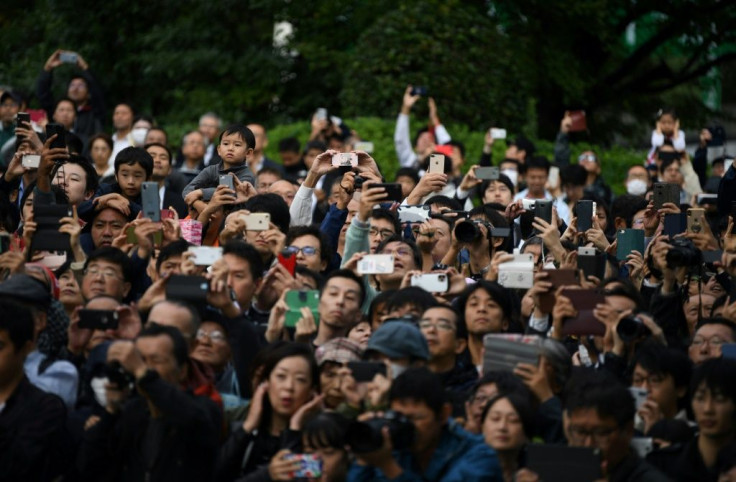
left=609, top=451, right=672, bottom=482
left=182, top=162, right=255, bottom=201
left=438, top=360, right=478, bottom=417
left=77, top=369, right=221, bottom=482
left=0, top=376, right=68, bottom=481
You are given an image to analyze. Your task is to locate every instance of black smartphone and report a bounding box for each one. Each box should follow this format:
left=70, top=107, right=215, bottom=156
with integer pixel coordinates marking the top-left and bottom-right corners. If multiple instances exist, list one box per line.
left=78, top=309, right=119, bottom=331
left=411, top=86, right=428, bottom=96
left=702, top=250, right=723, bottom=264
left=30, top=204, right=73, bottom=252
left=0, top=233, right=11, bottom=254
left=533, top=200, right=553, bottom=234
left=490, top=227, right=511, bottom=238
left=653, top=182, right=680, bottom=210
left=663, top=213, right=686, bottom=238
left=372, top=183, right=404, bottom=202
left=577, top=247, right=606, bottom=280
left=15, top=112, right=30, bottom=138
left=347, top=361, right=387, bottom=382
left=45, top=123, right=66, bottom=150
left=658, top=151, right=681, bottom=163
left=526, top=445, right=602, bottom=482
left=141, top=182, right=161, bottom=222
left=576, top=200, right=594, bottom=232
left=165, top=275, right=209, bottom=303
left=475, top=167, right=499, bottom=181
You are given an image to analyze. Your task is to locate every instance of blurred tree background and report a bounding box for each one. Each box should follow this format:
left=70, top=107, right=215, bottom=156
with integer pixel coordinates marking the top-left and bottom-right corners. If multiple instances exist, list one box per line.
left=1, top=0, right=734, bottom=154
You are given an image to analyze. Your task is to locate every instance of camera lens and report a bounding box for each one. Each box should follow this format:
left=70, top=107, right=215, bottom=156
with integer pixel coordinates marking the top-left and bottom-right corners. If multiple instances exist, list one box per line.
left=454, top=222, right=480, bottom=243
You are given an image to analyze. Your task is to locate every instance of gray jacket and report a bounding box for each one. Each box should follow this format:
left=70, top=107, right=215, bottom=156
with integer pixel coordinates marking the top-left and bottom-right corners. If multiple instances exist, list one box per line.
left=182, top=162, right=255, bottom=201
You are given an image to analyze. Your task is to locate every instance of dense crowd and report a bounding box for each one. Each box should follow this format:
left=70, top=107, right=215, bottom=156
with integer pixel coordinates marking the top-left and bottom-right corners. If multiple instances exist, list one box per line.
left=1, top=50, right=736, bottom=482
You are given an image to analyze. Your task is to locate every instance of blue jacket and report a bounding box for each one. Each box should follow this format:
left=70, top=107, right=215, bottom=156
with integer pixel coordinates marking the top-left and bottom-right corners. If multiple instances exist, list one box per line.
left=347, top=419, right=502, bottom=481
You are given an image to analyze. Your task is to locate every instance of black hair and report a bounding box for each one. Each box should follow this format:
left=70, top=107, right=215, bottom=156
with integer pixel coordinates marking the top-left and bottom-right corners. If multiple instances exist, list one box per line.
left=511, top=137, right=536, bottom=159
left=285, top=225, right=332, bottom=269
left=561, top=164, right=587, bottom=187
left=395, top=167, right=420, bottom=185
left=563, top=369, right=635, bottom=428
left=156, top=239, right=191, bottom=273
left=412, top=127, right=429, bottom=149
left=695, top=317, right=736, bottom=340
left=137, top=323, right=189, bottom=369
left=54, top=97, right=76, bottom=114
left=481, top=392, right=535, bottom=440
left=371, top=208, right=400, bottom=236
left=149, top=299, right=202, bottom=336
left=0, top=298, right=35, bottom=351
left=446, top=140, right=466, bottom=159
left=525, top=156, right=551, bottom=175
left=87, top=132, right=113, bottom=152
left=634, top=341, right=692, bottom=390
left=603, top=280, right=645, bottom=312
left=368, top=290, right=396, bottom=323
left=480, top=174, right=516, bottom=202
left=385, top=287, right=437, bottom=316
left=0, top=194, right=18, bottom=233
left=658, top=155, right=681, bottom=175
left=305, top=140, right=327, bottom=153
left=84, top=247, right=133, bottom=283
left=66, top=132, right=84, bottom=155
left=278, top=137, right=300, bottom=153
left=244, top=193, right=290, bottom=234
left=295, top=266, right=325, bottom=291
left=52, top=154, right=99, bottom=195
left=656, top=107, right=678, bottom=121
left=423, top=195, right=461, bottom=211
left=218, top=124, right=256, bottom=151
left=115, top=102, right=135, bottom=117
left=390, top=367, right=446, bottom=417
left=257, top=166, right=283, bottom=180
left=323, top=269, right=366, bottom=306
left=691, top=358, right=736, bottom=406
left=144, top=142, right=173, bottom=164
left=222, top=240, right=265, bottom=280
left=472, top=370, right=528, bottom=399
left=303, top=412, right=350, bottom=450
left=455, top=280, right=513, bottom=331
left=113, top=146, right=153, bottom=179
left=424, top=303, right=466, bottom=339
left=611, top=194, right=648, bottom=229
left=375, top=235, right=422, bottom=272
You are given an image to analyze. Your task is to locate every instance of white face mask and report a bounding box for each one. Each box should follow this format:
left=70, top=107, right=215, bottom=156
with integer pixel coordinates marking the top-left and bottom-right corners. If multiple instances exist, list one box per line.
left=390, top=363, right=408, bottom=380
left=626, top=179, right=648, bottom=196
left=91, top=376, right=108, bottom=407
left=131, top=127, right=148, bottom=146
left=501, top=169, right=518, bottom=187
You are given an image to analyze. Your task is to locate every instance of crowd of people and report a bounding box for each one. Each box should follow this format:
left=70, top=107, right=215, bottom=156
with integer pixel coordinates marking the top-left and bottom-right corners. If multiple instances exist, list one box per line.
left=1, top=50, right=736, bottom=481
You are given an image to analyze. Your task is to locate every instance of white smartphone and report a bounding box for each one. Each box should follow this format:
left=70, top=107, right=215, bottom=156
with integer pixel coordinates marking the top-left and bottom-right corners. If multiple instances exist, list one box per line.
left=331, top=152, right=358, bottom=168
left=354, top=141, right=374, bottom=153
left=411, top=273, right=449, bottom=292
left=241, top=213, right=270, bottom=231
left=397, top=205, right=430, bottom=224
left=357, top=254, right=394, bottom=275
left=21, top=154, right=41, bottom=169
left=490, top=128, right=507, bottom=140
left=59, top=51, right=78, bottom=64
left=521, top=199, right=536, bottom=210
left=630, top=438, right=654, bottom=459
left=428, top=154, right=445, bottom=174
left=547, top=166, right=560, bottom=189
left=187, top=246, right=223, bottom=266
left=315, top=108, right=328, bottom=121
left=497, top=254, right=534, bottom=289
left=629, top=387, right=648, bottom=410
left=578, top=247, right=596, bottom=256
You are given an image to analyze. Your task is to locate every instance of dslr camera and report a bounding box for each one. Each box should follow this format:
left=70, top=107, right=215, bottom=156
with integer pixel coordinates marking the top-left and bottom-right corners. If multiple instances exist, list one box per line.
left=104, top=360, right=135, bottom=389
left=666, top=238, right=702, bottom=269
left=454, top=219, right=493, bottom=243
left=616, top=315, right=651, bottom=342
left=345, top=410, right=415, bottom=453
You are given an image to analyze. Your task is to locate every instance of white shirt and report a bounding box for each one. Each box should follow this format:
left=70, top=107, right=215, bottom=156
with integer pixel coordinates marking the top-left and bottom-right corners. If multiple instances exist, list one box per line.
left=513, top=189, right=571, bottom=225
left=110, top=131, right=133, bottom=164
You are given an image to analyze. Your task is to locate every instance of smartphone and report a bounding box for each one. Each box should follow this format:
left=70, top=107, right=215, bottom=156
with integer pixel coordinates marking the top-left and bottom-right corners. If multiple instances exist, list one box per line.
left=687, top=208, right=706, bottom=234
left=629, top=386, right=648, bottom=410
left=697, top=193, right=718, bottom=205
left=278, top=250, right=296, bottom=276
left=663, top=213, right=686, bottom=238
left=533, top=201, right=553, bottom=233
left=652, top=182, right=680, bottom=210
left=658, top=151, right=681, bottom=163
left=218, top=174, right=235, bottom=191
left=538, top=269, right=581, bottom=313
left=397, top=205, right=430, bottom=224
left=559, top=289, right=607, bottom=336
left=357, top=254, right=394, bottom=275
left=702, top=250, right=723, bottom=264
left=521, top=198, right=536, bottom=211
left=410, top=273, right=449, bottom=292
left=187, top=246, right=223, bottom=266
left=15, top=112, right=30, bottom=138
left=630, top=438, right=654, bottom=459
left=547, top=166, right=560, bottom=189
left=490, top=128, right=507, bottom=139
left=59, top=51, right=78, bottom=63
left=616, top=229, right=645, bottom=261
left=30, top=204, right=73, bottom=253
left=78, top=309, right=119, bottom=331
left=284, top=290, right=320, bottom=328
left=577, top=247, right=606, bottom=280
left=21, top=154, right=41, bottom=169
left=568, top=110, right=587, bottom=132
left=241, top=213, right=270, bottom=231
left=410, top=86, right=428, bottom=96
left=372, top=183, right=404, bottom=202
left=721, top=344, right=736, bottom=360
left=0, top=233, right=11, bottom=254
left=283, top=453, right=322, bottom=479
left=498, top=254, right=534, bottom=289
left=483, top=336, right=540, bottom=373
left=331, top=152, right=358, bottom=168
left=475, top=166, right=500, bottom=181
left=428, top=154, right=445, bottom=174
left=527, top=445, right=601, bottom=482
left=347, top=361, right=387, bottom=382
left=125, top=226, right=137, bottom=244
left=45, top=123, right=66, bottom=150
left=576, top=200, right=595, bottom=232
left=315, top=108, right=328, bottom=121
left=353, top=141, right=374, bottom=153
left=141, top=182, right=161, bottom=222
left=490, top=227, right=511, bottom=238
left=165, top=275, right=209, bottom=303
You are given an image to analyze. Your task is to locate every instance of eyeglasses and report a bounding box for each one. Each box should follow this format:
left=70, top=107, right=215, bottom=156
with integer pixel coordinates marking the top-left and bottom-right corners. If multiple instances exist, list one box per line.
left=196, top=329, right=227, bottom=344
left=418, top=320, right=456, bottom=332
left=381, top=247, right=411, bottom=257
left=578, top=154, right=598, bottom=163
left=469, top=393, right=493, bottom=406
left=84, top=266, right=123, bottom=280
left=369, top=228, right=394, bottom=239
left=691, top=336, right=727, bottom=347
left=568, top=425, right=618, bottom=443
left=632, top=373, right=665, bottom=386
left=287, top=246, right=320, bottom=256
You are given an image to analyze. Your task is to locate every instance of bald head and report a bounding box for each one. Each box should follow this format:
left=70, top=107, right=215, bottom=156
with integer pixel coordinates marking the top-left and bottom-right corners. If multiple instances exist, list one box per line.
left=148, top=300, right=200, bottom=348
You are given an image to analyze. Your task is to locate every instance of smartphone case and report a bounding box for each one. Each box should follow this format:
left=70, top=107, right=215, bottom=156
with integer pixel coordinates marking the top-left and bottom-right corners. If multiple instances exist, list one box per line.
left=663, top=213, right=686, bottom=238
left=538, top=269, right=580, bottom=313
left=31, top=204, right=73, bottom=252
left=577, top=251, right=606, bottom=280
left=398, top=205, right=430, bottom=224
left=374, top=183, right=404, bottom=202
left=576, top=200, right=594, bottom=232
left=527, top=445, right=601, bottom=482
left=616, top=229, right=645, bottom=261
left=475, top=167, right=500, bottom=181
left=165, top=275, right=209, bottom=303
left=347, top=361, right=387, bottom=382
left=653, top=183, right=680, bottom=210
left=559, top=289, right=606, bottom=336
left=284, top=290, right=320, bottom=327
left=142, top=182, right=161, bottom=222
